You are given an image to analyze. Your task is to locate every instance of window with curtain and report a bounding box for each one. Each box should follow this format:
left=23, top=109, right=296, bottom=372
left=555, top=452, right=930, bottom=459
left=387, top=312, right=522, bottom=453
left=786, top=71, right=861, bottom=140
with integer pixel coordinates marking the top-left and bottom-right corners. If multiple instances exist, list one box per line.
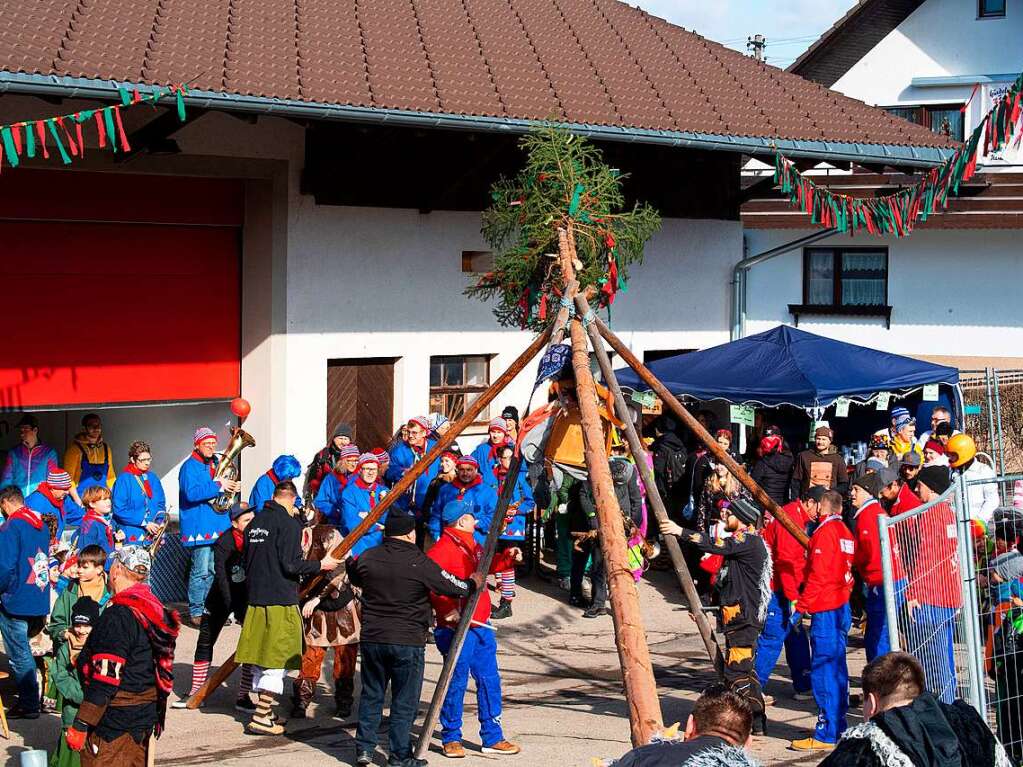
left=882, top=104, right=965, bottom=141
left=429, top=355, right=491, bottom=422
left=803, top=248, right=888, bottom=307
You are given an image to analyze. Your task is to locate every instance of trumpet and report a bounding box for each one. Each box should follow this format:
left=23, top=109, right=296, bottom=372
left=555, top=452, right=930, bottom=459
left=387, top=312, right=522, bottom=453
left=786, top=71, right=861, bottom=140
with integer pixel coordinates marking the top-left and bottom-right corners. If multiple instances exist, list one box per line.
left=211, top=427, right=256, bottom=512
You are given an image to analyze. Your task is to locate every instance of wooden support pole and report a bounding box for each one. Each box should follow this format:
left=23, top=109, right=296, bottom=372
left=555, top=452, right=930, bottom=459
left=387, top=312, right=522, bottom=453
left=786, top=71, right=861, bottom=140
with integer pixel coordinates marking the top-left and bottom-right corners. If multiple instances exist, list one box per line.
left=594, top=319, right=809, bottom=550
left=187, top=323, right=554, bottom=709
left=574, top=294, right=722, bottom=668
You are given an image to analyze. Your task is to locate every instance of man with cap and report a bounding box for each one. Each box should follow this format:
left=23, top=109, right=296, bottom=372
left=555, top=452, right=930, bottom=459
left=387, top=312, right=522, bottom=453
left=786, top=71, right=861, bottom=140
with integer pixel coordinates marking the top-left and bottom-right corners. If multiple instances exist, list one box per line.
left=792, top=426, right=848, bottom=500
left=430, top=455, right=499, bottom=544
left=1, top=413, right=60, bottom=497
left=174, top=502, right=256, bottom=711
left=905, top=466, right=961, bottom=703
left=65, top=546, right=179, bottom=767
left=661, top=498, right=771, bottom=735
left=236, top=480, right=340, bottom=735
left=347, top=513, right=484, bottom=767
left=387, top=416, right=442, bottom=527
left=314, top=445, right=361, bottom=525
left=427, top=500, right=523, bottom=757
left=0, top=484, right=52, bottom=719
left=178, top=427, right=240, bottom=625
left=64, top=413, right=117, bottom=491
left=889, top=412, right=920, bottom=462
left=470, top=418, right=513, bottom=486
left=898, top=451, right=923, bottom=492
left=248, top=455, right=304, bottom=513
left=304, top=422, right=354, bottom=503
left=755, top=486, right=821, bottom=702
left=26, top=464, right=84, bottom=540
left=850, top=471, right=906, bottom=663
left=339, top=453, right=390, bottom=556
left=790, top=490, right=857, bottom=752
left=500, top=406, right=520, bottom=442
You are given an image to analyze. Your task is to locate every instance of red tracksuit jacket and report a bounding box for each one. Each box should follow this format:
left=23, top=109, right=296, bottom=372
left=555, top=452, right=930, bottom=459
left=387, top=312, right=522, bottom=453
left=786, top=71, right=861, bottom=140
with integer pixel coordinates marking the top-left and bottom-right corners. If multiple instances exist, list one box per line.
left=852, top=499, right=905, bottom=586
left=763, top=501, right=809, bottom=602
left=796, top=514, right=855, bottom=615
left=905, top=500, right=962, bottom=608
left=427, top=527, right=517, bottom=629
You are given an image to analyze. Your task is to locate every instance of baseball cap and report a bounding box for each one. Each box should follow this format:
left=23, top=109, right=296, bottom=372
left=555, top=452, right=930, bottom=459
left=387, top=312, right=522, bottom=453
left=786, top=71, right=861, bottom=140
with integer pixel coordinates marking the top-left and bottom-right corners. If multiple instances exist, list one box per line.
left=441, top=500, right=474, bottom=528
left=900, top=452, right=922, bottom=467
left=111, top=546, right=152, bottom=577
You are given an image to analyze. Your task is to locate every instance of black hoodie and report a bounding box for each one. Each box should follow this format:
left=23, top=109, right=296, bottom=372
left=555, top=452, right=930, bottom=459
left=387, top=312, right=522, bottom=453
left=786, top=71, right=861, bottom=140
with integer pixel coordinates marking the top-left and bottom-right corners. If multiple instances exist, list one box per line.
left=750, top=451, right=794, bottom=507
left=243, top=500, right=321, bottom=607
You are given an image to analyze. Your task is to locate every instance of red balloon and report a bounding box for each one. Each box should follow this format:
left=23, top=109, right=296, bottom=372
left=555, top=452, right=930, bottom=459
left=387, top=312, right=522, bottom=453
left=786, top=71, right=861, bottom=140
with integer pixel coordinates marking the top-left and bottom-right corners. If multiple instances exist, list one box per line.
left=230, top=397, right=251, bottom=419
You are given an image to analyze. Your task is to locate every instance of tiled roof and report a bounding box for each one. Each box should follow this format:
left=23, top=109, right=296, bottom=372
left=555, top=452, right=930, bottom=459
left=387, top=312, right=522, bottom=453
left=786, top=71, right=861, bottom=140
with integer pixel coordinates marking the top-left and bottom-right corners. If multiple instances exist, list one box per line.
left=0, top=0, right=951, bottom=149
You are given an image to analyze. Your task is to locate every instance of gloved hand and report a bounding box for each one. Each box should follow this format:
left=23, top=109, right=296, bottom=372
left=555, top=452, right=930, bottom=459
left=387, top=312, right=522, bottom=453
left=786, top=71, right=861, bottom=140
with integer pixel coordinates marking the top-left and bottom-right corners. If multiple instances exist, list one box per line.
left=66, top=726, right=87, bottom=752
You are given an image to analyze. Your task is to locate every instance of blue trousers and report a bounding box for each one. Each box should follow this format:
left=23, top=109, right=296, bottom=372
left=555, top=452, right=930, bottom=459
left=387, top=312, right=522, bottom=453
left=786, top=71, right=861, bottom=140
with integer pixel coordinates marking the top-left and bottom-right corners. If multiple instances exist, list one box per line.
left=755, top=592, right=811, bottom=693
left=864, top=578, right=907, bottom=663
left=435, top=627, right=504, bottom=747
left=187, top=544, right=216, bottom=619
left=0, top=607, right=40, bottom=713
left=356, top=642, right=426, bottom=760
left=913, top=604, right=958, bottom=703
left=810, top=605, right=851, bottom=744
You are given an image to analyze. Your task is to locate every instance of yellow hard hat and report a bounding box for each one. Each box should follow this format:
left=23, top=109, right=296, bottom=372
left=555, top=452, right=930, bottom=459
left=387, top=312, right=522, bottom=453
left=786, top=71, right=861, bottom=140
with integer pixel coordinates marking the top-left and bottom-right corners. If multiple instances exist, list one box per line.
left=947, top=433, right=977, bottom=468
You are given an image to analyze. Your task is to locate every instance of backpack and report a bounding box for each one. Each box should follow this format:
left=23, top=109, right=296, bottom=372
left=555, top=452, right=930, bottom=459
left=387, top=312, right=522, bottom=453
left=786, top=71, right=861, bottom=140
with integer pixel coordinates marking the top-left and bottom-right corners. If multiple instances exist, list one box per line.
left=661, top=447, right=687, bottom=492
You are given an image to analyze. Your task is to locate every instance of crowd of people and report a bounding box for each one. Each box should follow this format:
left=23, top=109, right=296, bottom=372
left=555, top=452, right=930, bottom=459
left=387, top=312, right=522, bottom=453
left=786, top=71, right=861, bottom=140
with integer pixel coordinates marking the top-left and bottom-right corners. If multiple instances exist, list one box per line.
left=0, top=399, right=1014, bottom=767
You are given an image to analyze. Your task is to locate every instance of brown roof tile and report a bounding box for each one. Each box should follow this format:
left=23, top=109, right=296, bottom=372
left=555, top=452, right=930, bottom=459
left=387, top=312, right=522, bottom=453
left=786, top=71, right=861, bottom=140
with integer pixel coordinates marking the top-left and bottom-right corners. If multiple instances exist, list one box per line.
left=0, top=0, right=952, bottom=149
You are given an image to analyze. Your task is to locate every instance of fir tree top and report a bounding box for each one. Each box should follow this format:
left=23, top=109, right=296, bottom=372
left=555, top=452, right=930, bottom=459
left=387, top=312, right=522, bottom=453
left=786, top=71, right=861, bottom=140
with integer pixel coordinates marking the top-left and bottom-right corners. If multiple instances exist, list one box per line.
left=466, top=126, right=661, bottom=331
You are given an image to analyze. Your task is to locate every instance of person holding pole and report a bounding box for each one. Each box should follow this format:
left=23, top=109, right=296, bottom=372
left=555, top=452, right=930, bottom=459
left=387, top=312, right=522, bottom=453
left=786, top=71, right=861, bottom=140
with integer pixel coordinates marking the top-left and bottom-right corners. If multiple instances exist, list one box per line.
left=427, top=499, right=522, bottom=758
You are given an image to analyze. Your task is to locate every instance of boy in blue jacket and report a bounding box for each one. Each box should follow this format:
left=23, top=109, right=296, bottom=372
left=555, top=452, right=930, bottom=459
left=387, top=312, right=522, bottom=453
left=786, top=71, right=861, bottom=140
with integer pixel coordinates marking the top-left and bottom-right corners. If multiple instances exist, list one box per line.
left=431, top=456, right=499, bottom=544
left=0, top=484, right=52, bottom=719
left=490, top=445, right=535, bottom=619
left=470, top=418, right=513, bottom=481
left=387, top=416, right=440, bottom=524
left=339, top=453, right=390, bottom=556
left=111, top=440, right=166, bottom=546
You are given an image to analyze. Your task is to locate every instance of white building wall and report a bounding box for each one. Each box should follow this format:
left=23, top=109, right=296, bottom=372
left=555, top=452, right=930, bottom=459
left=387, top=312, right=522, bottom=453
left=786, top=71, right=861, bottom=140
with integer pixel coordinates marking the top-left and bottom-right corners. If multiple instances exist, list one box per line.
left=743, top=228, right=1023, bottom=357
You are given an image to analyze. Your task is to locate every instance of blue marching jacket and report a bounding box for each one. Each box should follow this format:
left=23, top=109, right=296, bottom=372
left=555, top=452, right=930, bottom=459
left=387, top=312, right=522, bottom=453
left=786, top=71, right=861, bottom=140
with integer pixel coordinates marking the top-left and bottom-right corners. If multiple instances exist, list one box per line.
left=431, top=477, right=499, bottom=544
left=312, top=471, right=349, bottom=526
left=339, top=478, right=389, bottom=557
left=494, top=470, right=535, bottom=542
left=178, top=452, right=229, bottom=547
left=470, top=439, right=510, bottom=482
left=0, top=508, right=52, bottom=616
left=248, top=457, right=304, bottom=513
left=386, top=439, right=440, bottom=515
left=74, top=513, right=117, bottom=566
left=25, top=485, right=83, bottom=541
left=111, top=469, right=167, bottom=546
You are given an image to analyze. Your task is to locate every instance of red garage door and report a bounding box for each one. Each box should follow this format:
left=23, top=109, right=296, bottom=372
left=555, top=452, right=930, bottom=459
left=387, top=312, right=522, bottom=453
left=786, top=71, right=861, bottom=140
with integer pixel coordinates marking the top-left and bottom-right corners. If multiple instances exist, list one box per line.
left=0, top=171, right=243, bottom=408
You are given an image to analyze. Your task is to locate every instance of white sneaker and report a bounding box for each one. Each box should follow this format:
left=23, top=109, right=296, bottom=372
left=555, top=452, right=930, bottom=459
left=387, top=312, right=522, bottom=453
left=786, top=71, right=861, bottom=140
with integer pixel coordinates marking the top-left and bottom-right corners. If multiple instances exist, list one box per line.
left=171, top=696, right=199, bottom=709
left=793, top=691, right=814, bottom=701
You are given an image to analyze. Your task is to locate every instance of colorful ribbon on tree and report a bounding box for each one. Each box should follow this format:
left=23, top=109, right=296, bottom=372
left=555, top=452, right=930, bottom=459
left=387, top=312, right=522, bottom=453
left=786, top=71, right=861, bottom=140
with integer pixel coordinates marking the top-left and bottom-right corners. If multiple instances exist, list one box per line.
left=774, top=71, right=1022, bottom=236
left=0, top=83, right=188, bottom=173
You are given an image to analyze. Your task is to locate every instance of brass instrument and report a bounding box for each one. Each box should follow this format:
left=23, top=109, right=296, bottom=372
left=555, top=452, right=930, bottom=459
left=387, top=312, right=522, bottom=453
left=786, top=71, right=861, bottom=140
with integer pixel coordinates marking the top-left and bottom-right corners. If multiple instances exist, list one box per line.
left=211, top=427, right=256, bottom=512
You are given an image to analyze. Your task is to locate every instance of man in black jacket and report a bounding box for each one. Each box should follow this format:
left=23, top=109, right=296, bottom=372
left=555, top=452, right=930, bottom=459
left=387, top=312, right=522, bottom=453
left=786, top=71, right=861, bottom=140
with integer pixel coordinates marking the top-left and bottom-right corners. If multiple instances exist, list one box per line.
left=235, top=481, right=339, bottom=735
left=821, top=652, right=1011, bottom=767
left=650, top=416, right=688, bottom=522
left=348, top=514, right=483, bottom=767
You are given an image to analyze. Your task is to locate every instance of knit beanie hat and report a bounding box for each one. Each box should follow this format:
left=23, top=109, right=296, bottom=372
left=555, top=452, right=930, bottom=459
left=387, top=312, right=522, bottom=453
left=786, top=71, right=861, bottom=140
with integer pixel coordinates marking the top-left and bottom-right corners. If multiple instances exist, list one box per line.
left=501, top=406, right=520, bottom=424
left=47, top=466, right=72, bottom=490
left=408, top=416, right=432, bottom=432
left=371, top=447, right=390, bottom=466
left=71, top=597, right=101, bottom=628
left=338, top=445, right=361, bottom=461
left=487, top=417, right=508, bottom=434
left=917, top=465, right=952, bottom=495
left=456, top=455, right=479, bottom=469
left=384, top=514, right=416, bottom=537
left=332, top=422, right=354, bottom=439
left=193, top=426, right=217, bottom=446
left=356, top=453, right=380, bottom=471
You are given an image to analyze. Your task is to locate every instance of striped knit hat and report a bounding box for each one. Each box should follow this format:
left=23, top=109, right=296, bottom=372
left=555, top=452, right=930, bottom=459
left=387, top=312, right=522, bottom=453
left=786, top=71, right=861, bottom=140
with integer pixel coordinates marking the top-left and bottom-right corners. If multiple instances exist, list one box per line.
left=408, top=415, right=432, bottom=431
left=371, top=447, right=390, bottom=466
left=456, top=455, right=479, bottom=468
left=193, top=426, right=217, bottom=446
left=47, top=466, right=72, bottom=490
left=487, top=417, right=508, bottom=434
left=356, top=452, right=380, bottom=470
left=339, top=445, right=361, bottom=460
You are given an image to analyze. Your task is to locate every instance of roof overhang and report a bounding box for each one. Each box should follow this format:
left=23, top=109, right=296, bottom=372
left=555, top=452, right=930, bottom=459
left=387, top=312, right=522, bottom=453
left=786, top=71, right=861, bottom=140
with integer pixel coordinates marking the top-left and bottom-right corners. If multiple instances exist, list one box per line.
left=0, top=71, right=955, bottom=168
left=911, top=73, right=1020, bottom=88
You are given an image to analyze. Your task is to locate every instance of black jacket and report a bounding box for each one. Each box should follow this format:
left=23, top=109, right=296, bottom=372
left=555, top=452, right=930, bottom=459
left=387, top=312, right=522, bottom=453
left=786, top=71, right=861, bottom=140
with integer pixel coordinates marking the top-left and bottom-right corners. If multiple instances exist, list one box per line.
left=686, top=528, right=771, bottom=633
left=750, top=451, right=794, bottom=507
left=613, top=735, right=758, bottom=767
left=821, top=693, right=1009, bottom=767
left=651, top=431, right=688, bottom=513
left=243, top=501, right=320, bottom=607
left=347, top=537, right=475, bottom=646
left=206, top=528, right=247, bottom=620
left=579, top=461, right=643, bottom=532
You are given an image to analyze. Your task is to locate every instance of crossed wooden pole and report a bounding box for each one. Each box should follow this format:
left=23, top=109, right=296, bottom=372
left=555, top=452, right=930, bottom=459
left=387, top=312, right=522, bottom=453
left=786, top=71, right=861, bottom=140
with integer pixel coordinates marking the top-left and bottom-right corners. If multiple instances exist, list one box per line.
left=188, top=224, right=808, bottom=749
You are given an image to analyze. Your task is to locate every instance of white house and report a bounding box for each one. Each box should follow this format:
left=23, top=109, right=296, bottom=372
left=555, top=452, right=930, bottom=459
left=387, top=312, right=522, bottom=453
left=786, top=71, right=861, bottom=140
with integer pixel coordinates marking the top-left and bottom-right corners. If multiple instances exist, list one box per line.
left=740, top=0, right=1023, bottom=371
left=0, top=0, right=952, bottom=500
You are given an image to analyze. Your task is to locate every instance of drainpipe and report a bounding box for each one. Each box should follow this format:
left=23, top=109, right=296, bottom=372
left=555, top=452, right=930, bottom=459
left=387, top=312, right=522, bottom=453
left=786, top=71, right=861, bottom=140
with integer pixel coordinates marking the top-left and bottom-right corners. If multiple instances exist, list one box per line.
left=730, top=229, right=838, bottom=340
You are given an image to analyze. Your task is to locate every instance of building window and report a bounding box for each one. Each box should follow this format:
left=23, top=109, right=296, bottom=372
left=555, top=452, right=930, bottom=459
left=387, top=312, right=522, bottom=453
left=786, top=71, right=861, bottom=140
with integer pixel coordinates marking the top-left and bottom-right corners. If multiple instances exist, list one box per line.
left=461, top=250, right=495, bottom=273
left=430, top=355, right=491, bottom=421
left=884, top=104, right=965, bottom=141
left=804, top=248, right=888, bottom=307
left=979, top=0, right=1006, bottom=18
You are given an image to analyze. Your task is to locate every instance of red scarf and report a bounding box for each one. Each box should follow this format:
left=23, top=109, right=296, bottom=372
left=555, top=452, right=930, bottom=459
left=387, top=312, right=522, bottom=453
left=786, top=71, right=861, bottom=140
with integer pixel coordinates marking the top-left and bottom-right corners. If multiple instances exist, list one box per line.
left=37, top=482, right=65, bottom=510
left=333, top=468, right=351, bottom=487
left=409, top=439, right=426, bottom=459
left=266, top=469, right=279, bottom=485
left=451, top=474, right=483, bottom=500
left=8, top=506, right=43, bottom=529
left=123, top=463, right=153, bottom=498
left=231, top=528, right=245, bottom=550
left=495, top=465, right=509, bottom=494
left=354, top=477, right=382, bottom=508
left=190, top=450, right=216, bottom=478
left=83, top=509, right=114, bottom=546
left=488, top=439, right=511, bottom=462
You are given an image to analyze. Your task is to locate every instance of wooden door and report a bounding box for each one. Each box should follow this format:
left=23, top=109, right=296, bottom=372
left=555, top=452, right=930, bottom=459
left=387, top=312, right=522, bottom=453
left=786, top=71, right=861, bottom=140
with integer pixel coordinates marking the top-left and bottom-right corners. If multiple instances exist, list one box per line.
left=327, top=358, right=396, bottom=451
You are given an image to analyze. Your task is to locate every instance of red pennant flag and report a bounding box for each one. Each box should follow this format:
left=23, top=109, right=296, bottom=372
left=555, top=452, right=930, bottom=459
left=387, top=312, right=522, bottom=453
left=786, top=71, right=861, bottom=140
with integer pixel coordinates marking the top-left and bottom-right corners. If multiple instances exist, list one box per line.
left=95, top=111, right=107, bottom=148
left=112, top=106, right=131, bottom=152
left=35, top=120, right=49, bottom=159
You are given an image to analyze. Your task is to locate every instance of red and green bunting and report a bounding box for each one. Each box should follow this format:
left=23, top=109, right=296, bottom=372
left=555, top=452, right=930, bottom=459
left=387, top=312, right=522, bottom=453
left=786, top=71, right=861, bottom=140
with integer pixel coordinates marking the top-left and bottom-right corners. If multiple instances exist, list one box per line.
left=0, top=83, right=188, bottom=173
left=775, top=71, right=1023, bottom=236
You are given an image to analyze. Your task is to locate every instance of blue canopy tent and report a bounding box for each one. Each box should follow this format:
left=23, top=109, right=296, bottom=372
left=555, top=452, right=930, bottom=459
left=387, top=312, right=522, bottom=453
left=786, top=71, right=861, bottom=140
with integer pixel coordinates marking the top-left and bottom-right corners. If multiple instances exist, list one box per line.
left=616, top=325, right=960, bottom=410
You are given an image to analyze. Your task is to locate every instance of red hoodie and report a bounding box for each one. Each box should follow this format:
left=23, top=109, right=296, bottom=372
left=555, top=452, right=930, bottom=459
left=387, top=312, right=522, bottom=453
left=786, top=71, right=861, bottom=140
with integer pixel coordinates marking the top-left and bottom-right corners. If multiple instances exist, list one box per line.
left=852, top=499, right=905, bottom=586
left=427, top=527, right=517, bottom=629
left=763, top=500, right=809, bottom=601
left=796, top=514, right=855, bottom=615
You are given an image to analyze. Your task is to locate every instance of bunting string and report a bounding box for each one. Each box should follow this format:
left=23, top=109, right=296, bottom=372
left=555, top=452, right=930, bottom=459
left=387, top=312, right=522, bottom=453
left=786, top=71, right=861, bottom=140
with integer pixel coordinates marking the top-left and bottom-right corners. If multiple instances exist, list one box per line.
left=774, top=71, right=1023, bottom=236
left=0, top=83, right=188, bottom=173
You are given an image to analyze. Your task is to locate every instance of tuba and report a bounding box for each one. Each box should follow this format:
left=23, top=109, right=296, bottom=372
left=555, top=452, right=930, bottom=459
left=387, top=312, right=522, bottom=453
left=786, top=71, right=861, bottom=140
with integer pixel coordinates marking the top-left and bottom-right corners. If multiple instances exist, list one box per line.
left=211, top=427, right=256, bottom=512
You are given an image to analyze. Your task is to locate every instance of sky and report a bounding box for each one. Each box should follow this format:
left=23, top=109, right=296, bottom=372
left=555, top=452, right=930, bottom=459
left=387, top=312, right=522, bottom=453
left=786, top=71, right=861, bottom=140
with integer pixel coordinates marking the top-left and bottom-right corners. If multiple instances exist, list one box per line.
left=630, top=0, right=859, bottom=69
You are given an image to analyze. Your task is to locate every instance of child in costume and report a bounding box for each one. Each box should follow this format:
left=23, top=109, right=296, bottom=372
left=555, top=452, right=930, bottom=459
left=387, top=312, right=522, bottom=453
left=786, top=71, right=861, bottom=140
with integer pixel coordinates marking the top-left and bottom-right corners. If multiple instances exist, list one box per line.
left=50, top=597, right=100, bottom=767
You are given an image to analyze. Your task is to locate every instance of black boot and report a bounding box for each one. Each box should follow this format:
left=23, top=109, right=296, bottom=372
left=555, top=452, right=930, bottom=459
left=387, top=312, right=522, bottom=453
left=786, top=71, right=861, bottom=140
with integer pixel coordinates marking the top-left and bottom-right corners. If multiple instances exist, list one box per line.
left=491, top=598, right=513, bottom=620
left=290, top=678, right=314, bottom=719
left=334, top=677, right=355, bottom=720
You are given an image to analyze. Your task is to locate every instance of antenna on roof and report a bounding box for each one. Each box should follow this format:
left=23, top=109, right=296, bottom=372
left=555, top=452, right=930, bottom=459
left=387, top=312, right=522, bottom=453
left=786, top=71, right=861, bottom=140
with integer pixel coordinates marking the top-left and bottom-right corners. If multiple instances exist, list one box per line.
left=747, top=34, right=767, bottom=62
